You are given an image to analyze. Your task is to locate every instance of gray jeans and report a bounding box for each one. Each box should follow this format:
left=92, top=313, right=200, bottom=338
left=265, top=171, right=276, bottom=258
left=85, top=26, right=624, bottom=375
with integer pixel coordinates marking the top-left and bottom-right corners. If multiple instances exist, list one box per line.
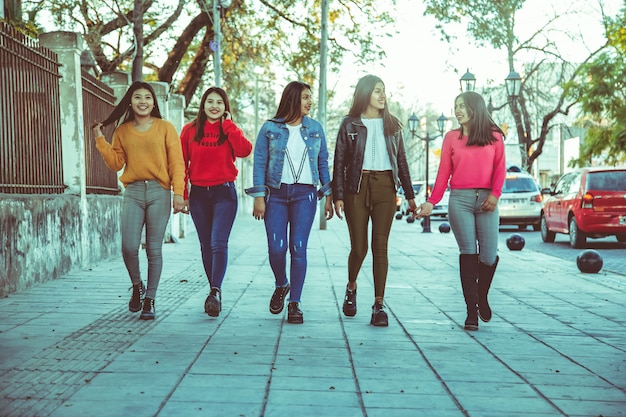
left=448, top=188, right=499, bottom=265
left=121, top=180, right=171, bottom=299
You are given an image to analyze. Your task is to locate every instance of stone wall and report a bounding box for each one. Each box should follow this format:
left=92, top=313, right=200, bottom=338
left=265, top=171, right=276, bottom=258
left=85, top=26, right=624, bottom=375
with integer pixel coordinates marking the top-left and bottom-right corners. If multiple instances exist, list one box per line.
left=0, top=195, right=121, bottom=296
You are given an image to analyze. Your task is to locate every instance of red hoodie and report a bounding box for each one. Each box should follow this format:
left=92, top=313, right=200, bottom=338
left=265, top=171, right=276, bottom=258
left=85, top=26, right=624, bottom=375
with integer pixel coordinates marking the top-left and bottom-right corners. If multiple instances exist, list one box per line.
left=180, top=119, right=252, bottom=200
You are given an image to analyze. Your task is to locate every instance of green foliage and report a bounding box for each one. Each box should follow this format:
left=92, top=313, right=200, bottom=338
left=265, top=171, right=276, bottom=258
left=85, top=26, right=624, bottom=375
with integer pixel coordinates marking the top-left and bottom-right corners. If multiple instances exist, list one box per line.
left=569, top=8, right=626, bottom=166
left=423, top=0, right=524, bottom=48
left=26, top=0, right=394, bottom=120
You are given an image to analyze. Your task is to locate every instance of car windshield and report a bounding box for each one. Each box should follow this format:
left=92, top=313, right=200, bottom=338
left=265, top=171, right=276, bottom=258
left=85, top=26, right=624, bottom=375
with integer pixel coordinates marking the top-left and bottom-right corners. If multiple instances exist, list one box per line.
left=503, top=177, right=538, bottom=193
left=586, top=171, right=626, bottom=191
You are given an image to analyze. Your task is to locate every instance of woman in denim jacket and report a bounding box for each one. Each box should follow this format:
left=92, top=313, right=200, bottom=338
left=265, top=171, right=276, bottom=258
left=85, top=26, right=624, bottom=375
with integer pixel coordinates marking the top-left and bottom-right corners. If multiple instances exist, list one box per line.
left=246, top=81, right=333, bottom=324
left=333, top=75, right=417, bottom=327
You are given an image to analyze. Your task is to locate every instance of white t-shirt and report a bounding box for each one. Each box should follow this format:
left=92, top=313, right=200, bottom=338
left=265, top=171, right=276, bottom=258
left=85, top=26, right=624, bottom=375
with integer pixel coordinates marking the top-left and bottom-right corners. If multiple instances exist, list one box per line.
left=281, top=124, right=314, bottom=185
left=361, top=118, right=392, bottom=171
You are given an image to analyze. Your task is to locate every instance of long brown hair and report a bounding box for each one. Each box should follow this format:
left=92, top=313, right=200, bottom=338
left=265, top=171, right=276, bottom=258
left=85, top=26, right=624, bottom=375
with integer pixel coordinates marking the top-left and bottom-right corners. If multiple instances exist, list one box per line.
left=455, top=91, right=503, bottom=146
left=347, top=74, right=401, bottom=137
left=98, top=81, right=162, bottom=127
left=273, top=81, right=311, bottom=125
left=190, top=87, right=231, bottom=144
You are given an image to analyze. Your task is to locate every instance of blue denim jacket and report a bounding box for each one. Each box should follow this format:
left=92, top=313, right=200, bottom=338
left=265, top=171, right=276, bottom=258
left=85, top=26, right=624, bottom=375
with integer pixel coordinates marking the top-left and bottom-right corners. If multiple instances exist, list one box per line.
left=245, top=116, right=332, bottom=199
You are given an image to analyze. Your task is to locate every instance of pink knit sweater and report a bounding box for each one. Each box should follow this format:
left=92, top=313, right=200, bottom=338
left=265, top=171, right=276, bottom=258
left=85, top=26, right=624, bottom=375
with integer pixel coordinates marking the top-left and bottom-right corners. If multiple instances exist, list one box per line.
left=428, top=130, right=506, bottom=205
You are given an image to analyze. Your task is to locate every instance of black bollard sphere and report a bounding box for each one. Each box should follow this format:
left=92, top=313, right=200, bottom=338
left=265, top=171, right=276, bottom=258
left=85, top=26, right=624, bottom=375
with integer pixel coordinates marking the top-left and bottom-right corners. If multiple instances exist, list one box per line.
left=395, top=212, right=403, bottom=220
left=576, top=249, right=603, bottom=273
left=406, top=216, right=415, bottom=223
left=506, top=233, right=525, bottom=250
left=439, top=222, right=451, bottom=233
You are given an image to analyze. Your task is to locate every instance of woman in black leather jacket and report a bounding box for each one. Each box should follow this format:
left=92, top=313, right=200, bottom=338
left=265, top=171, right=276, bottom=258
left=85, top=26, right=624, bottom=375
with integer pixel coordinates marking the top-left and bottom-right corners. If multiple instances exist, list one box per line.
left=332, top=74, right=417, bottom=327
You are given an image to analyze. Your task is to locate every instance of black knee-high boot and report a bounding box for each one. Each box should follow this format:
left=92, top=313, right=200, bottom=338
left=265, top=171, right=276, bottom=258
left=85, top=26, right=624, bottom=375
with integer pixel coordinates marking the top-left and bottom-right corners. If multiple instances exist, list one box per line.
left=459, top=254, right=479, bottom=331
left=478, top=256, right=499, bottom=322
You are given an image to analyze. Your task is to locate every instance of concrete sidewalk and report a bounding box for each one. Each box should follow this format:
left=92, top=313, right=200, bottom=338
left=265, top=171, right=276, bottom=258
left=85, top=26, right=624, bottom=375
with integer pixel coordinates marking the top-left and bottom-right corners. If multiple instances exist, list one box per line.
left=1, top=212, right=625, bottom=417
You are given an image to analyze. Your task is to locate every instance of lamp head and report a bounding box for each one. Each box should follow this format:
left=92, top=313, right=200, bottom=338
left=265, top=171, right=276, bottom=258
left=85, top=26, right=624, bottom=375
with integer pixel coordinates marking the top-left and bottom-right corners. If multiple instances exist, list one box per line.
left=408, top=114, right=419, bottom=134
left=459, top=68, right=476, bottom=92
left=437, top=113, right=447, bottom=134
left=505, top=70, right=522, bottom=99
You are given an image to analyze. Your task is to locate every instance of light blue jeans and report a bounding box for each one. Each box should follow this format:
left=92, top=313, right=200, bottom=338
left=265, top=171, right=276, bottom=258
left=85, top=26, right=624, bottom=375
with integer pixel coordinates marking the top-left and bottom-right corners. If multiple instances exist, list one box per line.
left=263, top=183, right=317, bottom=303
left=121, top=180, right=171, bottom=299
left=448, top=188, right=499, bottom=265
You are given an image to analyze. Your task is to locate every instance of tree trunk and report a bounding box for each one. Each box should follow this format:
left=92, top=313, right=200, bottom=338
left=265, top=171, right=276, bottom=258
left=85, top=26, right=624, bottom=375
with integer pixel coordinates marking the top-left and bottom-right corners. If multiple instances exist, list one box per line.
left=158, top=13, right=211, bottom=83
left=176, top=28, right=214, bottom=106
left=132, top=0, right=144, bottom=81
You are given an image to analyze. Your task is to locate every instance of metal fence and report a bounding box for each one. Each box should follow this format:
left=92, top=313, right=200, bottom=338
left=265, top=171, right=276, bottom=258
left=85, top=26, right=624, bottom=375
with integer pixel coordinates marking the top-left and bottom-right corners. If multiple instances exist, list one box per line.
left=0, top=22, right=65, bottom=194
left=81, top=69, right=119, bottom=194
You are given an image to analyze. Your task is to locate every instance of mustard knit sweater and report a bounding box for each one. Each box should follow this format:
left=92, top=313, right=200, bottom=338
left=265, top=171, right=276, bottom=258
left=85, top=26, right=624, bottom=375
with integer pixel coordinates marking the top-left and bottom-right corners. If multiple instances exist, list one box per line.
left=95, top=118, right=185, bottom=196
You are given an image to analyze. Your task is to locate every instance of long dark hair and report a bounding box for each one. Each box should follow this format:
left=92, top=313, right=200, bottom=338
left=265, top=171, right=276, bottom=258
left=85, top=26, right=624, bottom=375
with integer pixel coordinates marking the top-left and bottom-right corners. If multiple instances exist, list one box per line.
left=347, top=74, right=401, bottom=137
left=191, top=87, right=231, bottom=144
left=273, top=81, right=311, bottom=125
left=98, top=81, right=162, bottom=127
left=455, top=91, right=503, bottom=146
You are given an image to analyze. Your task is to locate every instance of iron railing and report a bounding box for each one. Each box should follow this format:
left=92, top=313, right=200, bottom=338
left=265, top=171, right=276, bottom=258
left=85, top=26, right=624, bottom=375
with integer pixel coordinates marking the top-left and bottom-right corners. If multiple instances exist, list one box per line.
left=0, top=22, right=64, bottom=194
left=81, top=69, right=119, bottom=194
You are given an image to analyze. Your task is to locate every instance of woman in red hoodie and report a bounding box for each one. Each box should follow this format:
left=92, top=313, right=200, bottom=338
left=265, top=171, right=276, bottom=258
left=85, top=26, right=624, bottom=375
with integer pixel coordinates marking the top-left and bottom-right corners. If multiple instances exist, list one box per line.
left=180, top=87, right=253, bottom=317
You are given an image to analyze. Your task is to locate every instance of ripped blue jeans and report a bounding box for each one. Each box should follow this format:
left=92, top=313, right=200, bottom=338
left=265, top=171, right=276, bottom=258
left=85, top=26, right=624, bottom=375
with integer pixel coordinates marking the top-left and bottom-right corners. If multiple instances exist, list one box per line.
left=264, top=183, right=317, bottom=302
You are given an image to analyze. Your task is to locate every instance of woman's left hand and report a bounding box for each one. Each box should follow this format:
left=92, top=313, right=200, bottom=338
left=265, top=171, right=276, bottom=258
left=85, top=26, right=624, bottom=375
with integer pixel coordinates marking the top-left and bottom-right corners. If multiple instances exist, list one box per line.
left=173, top=194, right=186, bottom=214
left=481, top=194, right=499, bottom=212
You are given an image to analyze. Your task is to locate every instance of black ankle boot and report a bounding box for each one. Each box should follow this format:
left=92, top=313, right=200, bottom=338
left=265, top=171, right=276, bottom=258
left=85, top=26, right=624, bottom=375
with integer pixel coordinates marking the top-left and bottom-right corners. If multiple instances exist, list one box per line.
left=205, top=288, right=221, bottom=317
left=287, top=302, right=303, bottom=324
left=342, top=285, right=357, bottom=317
left=139, top=297, right=155, bottom=320
left=459, top=254, right=479, bottom=331
left=128, top=281, right=145, bottom=313
left=370, top=301, right=388, bottom=327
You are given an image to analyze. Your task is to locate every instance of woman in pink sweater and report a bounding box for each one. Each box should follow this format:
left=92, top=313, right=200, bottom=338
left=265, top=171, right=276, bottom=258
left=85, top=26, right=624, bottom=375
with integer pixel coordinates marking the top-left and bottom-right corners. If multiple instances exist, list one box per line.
left=418, top=91, right=506, bottom=331
left=180, top=87, right=252, bottom=317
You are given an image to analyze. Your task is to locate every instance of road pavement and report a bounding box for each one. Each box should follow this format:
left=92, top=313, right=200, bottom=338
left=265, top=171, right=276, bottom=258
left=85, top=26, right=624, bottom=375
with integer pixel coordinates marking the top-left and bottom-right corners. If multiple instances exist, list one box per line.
left=1, top=213, right=625, bottom=417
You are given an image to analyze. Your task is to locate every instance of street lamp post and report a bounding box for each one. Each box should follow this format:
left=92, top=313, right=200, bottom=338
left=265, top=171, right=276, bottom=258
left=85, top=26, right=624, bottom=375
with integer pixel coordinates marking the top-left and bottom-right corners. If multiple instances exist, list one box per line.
left=212, top=0, right=232, bottom=87
left=408, top=113, right=447, bottom=233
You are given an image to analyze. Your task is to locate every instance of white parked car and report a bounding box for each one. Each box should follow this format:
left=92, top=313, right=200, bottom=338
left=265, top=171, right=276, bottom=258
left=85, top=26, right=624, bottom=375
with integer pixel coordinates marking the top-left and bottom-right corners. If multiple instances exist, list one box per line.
left=399, top=182, right=425, bottom=216
left=499, top=170, right=543, bottom=231
left=398, top=182, right=449, bottom=218
left=430, top=185, right=450, bottom=218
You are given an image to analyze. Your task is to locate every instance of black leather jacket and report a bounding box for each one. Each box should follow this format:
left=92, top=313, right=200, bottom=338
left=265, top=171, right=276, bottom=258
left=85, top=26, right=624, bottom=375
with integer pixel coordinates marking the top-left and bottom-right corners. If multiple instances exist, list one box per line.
left=332, top=116, right=415, bottom=201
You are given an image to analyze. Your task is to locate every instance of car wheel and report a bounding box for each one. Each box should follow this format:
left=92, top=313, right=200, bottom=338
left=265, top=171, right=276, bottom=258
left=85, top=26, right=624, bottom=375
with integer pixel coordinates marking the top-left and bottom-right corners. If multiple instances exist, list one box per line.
left=569, top=217, right=586, bottom=248
left=532, top=222, right=541, bottom=232
left=616, top=234, right=626, bottom=243
left=540, top=215, right=555, bottom=243
left=518, top=224, right=528, bottom=230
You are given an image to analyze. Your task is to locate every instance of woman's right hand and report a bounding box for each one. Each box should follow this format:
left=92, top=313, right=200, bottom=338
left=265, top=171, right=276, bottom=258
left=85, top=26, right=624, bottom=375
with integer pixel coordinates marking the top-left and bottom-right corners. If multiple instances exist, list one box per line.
left=253, top=197, right=266, bottom=220
left=92, top=123, right=103, bottom=138
left=416, top=201, right=433, bottom=218
left=334, top=200, right=345, bottom=220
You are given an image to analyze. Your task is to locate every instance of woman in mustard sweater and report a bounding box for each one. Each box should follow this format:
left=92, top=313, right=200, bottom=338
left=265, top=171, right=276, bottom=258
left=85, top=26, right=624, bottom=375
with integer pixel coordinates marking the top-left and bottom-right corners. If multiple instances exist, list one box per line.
left=92, top=81, right=186, bottom=320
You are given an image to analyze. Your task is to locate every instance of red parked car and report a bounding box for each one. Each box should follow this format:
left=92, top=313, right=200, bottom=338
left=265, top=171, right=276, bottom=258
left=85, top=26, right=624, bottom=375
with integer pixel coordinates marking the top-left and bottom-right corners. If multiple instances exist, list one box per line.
left=541, top=167, right=626, bottom=248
